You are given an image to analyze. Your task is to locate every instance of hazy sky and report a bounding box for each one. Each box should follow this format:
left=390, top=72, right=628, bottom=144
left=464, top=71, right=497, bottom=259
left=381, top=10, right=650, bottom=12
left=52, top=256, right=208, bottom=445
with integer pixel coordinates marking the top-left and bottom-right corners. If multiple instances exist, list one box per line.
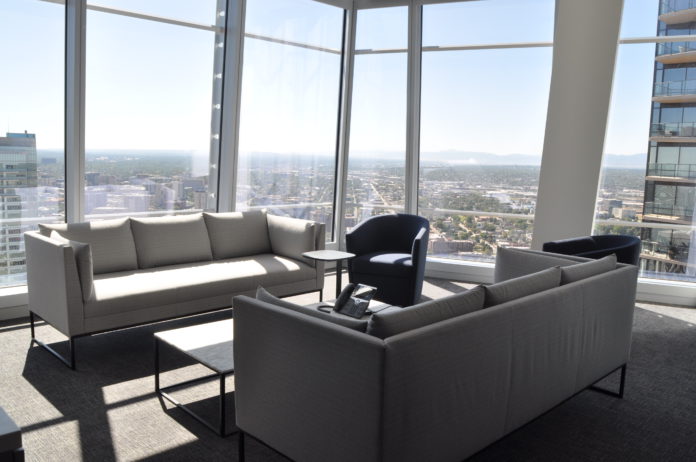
left=0, top=0, right=677, bottom=157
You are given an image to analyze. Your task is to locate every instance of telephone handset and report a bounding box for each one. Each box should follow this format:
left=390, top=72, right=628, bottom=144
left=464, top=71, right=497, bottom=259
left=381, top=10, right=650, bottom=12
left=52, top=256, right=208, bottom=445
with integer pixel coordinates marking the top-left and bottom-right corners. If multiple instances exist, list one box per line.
left=333, top=283, right=377, bottom=319
left=334, top=283, right=355, bottom=311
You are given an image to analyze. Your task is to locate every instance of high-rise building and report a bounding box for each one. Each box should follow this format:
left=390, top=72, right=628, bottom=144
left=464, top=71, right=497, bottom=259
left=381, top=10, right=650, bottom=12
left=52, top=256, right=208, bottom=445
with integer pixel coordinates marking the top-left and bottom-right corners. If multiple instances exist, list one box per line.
left=640, top=1, right=696, bottom=276
left=0, top=132, right=38, bottom=284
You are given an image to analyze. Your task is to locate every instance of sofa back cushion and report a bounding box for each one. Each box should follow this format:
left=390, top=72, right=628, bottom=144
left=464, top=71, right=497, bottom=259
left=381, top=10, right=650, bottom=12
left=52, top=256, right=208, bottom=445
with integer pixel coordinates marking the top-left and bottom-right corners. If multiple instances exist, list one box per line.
left=130, top=214, right=213, bottom=268
left=256, top=287, right=368, bottom=331
left=494, top=246, right=579, bottom=283
left=561, top=254, right=617, bottom=284
left=367, top=285, right=485, bottom=339
left=203, top=210, right=271, bottom=259
left=267, top=214, right=319, bottom=264
left=39, top=218, right=138, bottom=274
left=485, top=266, right=562, bottom=307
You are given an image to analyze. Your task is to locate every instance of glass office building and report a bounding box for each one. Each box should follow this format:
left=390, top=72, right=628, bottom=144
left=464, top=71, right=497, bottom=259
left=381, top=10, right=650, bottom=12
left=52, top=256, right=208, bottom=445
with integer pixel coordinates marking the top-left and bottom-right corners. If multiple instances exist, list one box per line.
left=641, top=0, right=696, bottom=276
left=0, top=133, right=38, bottom=285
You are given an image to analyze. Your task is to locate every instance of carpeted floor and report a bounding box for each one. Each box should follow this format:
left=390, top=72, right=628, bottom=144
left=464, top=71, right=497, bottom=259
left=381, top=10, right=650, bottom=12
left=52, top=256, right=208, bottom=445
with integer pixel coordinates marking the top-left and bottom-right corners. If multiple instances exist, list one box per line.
left=1, top=275, right=695, bottom=461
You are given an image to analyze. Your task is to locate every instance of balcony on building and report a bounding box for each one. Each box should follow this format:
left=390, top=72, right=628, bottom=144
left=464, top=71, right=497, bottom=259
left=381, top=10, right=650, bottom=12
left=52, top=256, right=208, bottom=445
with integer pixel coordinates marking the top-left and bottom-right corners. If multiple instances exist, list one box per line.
left=655, top=41, right=696, bottom=64
left=659, top=0, right=696, bottom=25
left=642, top=201, right=695, bottom=224
left=649, top=121, right=696, bottom=141
left=653, top=79, right=696, bottom=102
left=646, top=162, right=696, bottom=182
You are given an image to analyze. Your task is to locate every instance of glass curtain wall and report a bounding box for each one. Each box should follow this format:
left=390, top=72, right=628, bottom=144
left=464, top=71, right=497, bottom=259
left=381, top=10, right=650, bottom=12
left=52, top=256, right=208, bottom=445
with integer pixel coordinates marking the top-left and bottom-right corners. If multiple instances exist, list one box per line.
left=418, top=0, right=554, bottom=262
left=0, top=0, right=65, bottom=288
left=594, top=0, right=696, bottom=281
left=344, top=7, right=408, bottom=231
left=84, top=0, right=223, bottom=219
left=235, top=0, right=345, bottom=238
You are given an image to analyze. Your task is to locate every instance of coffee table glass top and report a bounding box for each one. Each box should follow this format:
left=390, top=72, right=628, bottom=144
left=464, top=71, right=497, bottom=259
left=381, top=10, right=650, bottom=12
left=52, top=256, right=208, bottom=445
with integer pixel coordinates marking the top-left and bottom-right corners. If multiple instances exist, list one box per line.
left=155, top=319, right=234, bottom=374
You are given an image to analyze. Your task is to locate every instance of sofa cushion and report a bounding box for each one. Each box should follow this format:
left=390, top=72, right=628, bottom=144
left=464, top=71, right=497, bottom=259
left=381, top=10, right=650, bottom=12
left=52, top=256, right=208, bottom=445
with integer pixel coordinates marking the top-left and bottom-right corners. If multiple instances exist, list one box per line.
left=267, top=214, right=318, bottom=264
left=561, top=254, right=617, bottom=284
left=50, top=231, right=94, bottom=300
left=367, top=285, right=485, bottom=339
left=130, top=214, right=213, bottom=269
left=485, top=266, right=562, bottom=307
left=84, top=254, right=315, bottom=318
left=256, top=287, right=368, bottom=331
left=204, top=210, right=271, bottom=259
left=39, top=218, right=138, bottom=274
left=351, top=252, right=413, bottom=277
left=494, top=246, right=579, bottom=283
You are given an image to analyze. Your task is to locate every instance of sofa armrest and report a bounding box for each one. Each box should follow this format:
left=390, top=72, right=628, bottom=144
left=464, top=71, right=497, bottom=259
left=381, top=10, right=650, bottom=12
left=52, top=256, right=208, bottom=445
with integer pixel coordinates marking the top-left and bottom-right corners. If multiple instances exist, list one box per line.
left=233, top=296, right=384, bottom=462
left=494, top=247, right=594, bottom=283
left=267, top=214, right=325, bottom=267
left=25, top=231, right=85, bottom=337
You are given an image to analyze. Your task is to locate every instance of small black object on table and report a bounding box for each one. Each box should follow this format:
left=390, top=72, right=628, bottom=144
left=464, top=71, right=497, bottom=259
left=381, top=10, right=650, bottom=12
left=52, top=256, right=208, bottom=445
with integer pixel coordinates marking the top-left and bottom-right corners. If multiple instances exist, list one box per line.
left=302, top=249, right=356, bottom=299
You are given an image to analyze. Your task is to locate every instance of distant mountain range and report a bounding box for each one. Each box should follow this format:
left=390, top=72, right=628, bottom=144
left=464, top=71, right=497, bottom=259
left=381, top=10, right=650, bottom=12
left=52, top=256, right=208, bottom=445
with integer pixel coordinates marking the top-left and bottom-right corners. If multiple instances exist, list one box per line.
left=37, top=149, right=649, bottom=170
left=419, top=151, right=648, bottom=169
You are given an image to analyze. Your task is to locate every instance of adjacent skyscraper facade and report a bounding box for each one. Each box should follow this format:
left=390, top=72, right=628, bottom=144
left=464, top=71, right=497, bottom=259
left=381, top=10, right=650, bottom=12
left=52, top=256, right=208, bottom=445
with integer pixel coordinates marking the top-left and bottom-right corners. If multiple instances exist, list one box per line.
left=641, top=1, right=696, bottom=275
left=0, top=132, right=38, bottom=285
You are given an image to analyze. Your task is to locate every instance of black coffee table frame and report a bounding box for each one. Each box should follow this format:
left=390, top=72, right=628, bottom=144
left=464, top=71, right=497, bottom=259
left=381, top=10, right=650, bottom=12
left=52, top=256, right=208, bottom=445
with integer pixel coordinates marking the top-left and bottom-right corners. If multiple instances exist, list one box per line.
left=154, top=334, right=236, bottom=437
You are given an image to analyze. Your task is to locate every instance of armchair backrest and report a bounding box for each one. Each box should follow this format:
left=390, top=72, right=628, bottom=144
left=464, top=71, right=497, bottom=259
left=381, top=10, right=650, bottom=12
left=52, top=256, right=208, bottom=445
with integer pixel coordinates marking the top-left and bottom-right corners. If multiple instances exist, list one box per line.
left=346, top=213, right=429, bottom=256
left=542, top=234, right=641, bottom=266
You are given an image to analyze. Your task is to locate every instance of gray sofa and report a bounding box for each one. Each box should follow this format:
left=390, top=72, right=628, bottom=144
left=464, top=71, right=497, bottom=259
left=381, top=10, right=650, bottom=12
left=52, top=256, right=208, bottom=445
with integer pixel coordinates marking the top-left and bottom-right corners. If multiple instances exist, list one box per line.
left=24, top=210, right=325, bottom=368
left=232, top=247, right=638, bottom=462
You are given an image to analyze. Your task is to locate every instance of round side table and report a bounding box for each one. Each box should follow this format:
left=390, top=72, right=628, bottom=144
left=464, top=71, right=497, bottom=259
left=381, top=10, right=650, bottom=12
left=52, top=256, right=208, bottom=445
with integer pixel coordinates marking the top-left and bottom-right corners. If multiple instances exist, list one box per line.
left=302, top=250, right=356, bottom=299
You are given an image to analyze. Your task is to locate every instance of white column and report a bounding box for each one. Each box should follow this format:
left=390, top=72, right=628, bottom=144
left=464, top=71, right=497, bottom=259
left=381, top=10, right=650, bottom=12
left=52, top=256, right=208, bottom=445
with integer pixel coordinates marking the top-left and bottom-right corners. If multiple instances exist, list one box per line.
left=335, top=8, right=358, bottom=249
left=217, top=0, right=246, bottom=212
left=405, top=3, right=423, bottom=214
left=531, top=0, right=623, bottom=249
left=65, top=0, right=86, bottom=223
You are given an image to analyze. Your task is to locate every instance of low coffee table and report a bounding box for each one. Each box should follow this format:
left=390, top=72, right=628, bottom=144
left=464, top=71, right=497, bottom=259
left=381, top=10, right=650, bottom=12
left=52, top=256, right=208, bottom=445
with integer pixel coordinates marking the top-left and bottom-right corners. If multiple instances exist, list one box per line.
left=154, top=319, right=236, bottom=437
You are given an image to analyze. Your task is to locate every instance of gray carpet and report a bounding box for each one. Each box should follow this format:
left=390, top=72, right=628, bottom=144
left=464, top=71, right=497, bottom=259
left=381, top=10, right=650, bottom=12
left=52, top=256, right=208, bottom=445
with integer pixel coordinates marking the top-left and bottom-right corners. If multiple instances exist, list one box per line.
left=1, top=277, right=695, bottom=461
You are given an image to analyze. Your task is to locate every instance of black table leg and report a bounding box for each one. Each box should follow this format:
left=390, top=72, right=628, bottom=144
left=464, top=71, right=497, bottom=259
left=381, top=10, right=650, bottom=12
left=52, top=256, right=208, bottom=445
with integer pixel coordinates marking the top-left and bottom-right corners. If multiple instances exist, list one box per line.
left=220, top=374, right=226, bottom=437
left=335, top=259, right=343, bottom=298
left=154, top=338, right=160, bottom=392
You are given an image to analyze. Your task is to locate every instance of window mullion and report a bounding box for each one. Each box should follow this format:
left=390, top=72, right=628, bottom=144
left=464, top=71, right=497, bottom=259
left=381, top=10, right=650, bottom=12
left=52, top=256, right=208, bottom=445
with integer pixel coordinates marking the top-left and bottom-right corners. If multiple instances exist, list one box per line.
left=217, top=0, right=246, bottom=212
left=65, top=0, right=86, bottom=223
left=334, top=7, right=357, bottom=248
left=405, top=3, right=422, bottom=214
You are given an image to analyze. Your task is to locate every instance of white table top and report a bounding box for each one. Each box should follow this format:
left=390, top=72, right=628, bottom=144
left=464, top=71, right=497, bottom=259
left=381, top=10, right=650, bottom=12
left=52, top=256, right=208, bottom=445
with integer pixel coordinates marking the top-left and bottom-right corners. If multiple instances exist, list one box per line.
left=155, top=319, right=234, bottom=374
left=302, top=249, right=355, bottom=261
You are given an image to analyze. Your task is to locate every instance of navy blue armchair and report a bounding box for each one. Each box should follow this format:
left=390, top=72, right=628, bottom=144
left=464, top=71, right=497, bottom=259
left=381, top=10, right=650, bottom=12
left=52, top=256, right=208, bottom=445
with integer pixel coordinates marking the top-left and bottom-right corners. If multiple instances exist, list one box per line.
left=542, top=234, right=641, bottom=266
left=346, top=213, right=429, bottom=307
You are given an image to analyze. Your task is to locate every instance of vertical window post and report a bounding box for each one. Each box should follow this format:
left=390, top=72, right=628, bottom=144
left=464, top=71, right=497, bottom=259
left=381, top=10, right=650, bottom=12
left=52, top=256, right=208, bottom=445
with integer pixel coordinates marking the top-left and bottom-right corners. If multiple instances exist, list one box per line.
left=65, top=0, right=86, bottom=223
left=405, top=2, right=422, bottom=215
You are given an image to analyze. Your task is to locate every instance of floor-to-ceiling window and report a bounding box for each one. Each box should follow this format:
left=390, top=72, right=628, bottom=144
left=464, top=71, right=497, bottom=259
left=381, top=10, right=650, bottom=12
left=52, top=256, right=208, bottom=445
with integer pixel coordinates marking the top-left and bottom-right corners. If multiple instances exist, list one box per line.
left=84, top=0, right=223, bottom=219
left=344, top=6, right=408, bottom=231
left=235, top=0, right=345, bottom=239
left=417, top=0, right=554, bottom=262
left=595, top=0, right=696, bottom=281
left=0, top=0, right=65, bottom=288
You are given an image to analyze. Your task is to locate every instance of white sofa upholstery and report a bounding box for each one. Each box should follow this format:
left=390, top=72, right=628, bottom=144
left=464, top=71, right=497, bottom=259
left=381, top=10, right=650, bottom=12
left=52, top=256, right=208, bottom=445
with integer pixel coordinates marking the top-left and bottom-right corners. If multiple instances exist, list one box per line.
left=232, top=248, right=638, bottom=462
left=25, top=210, right=325, bottom=366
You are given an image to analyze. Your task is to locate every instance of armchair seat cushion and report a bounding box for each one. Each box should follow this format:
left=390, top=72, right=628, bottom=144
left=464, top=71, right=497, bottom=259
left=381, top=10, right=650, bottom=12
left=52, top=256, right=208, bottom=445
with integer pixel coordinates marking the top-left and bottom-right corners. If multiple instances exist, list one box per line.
left=351, top=252, right=413, bottom=277
left=84, top=254, right=314, bottom=319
